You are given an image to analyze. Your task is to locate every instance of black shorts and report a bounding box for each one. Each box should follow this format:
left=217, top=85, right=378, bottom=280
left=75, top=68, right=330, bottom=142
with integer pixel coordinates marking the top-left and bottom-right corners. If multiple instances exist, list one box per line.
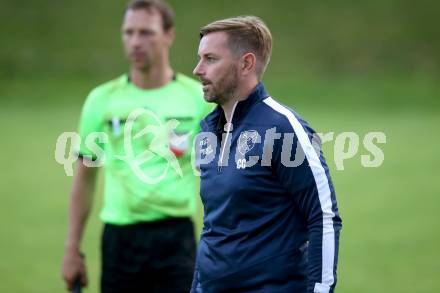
left=101, top=217, right=196, bottom=293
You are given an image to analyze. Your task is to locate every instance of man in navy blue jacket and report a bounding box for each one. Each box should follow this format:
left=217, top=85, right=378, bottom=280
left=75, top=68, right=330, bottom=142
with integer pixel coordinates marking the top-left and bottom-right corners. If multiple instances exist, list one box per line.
left=191, top=16, right=342, bottom=293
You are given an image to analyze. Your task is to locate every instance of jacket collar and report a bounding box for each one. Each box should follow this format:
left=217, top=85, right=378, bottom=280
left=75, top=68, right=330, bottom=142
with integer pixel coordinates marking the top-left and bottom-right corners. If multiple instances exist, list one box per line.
left=202, top=82, right=269, bottom=133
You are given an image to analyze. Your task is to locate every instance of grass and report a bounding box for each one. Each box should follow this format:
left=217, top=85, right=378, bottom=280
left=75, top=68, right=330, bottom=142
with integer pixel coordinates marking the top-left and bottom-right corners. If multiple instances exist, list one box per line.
left=0, top=76, right=439, bottom=293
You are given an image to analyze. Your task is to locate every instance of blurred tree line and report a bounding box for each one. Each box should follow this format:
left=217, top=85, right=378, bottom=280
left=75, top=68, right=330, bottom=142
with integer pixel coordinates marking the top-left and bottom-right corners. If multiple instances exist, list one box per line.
left=1, top=0, right=438, bottom=79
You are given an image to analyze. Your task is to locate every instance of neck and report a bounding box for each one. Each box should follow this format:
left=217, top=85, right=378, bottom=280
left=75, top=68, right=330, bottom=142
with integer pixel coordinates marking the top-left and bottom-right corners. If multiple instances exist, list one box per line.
left=222, top=99, right=238, bottom=123
left=221, top=79, right=259, bottom=123
left=129, top=59, right=173, bottom=89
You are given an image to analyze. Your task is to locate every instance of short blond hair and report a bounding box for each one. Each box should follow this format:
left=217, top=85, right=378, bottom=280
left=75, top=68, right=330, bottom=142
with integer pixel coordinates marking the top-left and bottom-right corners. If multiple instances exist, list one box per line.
left=200, top=16, right=272, bottom=80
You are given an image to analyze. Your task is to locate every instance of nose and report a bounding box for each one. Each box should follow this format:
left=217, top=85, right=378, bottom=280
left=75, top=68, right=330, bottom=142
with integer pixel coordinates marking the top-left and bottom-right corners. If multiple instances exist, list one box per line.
left=193, top=60, right=203, bottom=77
left=130, top=33, right=143, bottom=48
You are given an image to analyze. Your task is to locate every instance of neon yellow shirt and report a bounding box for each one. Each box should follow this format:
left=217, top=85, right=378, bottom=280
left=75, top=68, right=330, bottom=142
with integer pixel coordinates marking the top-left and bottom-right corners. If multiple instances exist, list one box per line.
left=78, top=73, right=212, bottom=225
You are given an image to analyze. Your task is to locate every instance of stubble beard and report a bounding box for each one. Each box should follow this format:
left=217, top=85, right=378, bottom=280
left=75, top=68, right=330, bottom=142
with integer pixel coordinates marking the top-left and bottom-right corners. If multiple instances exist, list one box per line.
left=204, top=67, right=239, bottom=106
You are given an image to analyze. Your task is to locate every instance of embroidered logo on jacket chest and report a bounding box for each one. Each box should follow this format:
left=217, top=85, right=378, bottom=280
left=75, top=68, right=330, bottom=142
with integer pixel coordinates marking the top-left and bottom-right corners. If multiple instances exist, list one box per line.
left=236, top=130, right=259, bottom=169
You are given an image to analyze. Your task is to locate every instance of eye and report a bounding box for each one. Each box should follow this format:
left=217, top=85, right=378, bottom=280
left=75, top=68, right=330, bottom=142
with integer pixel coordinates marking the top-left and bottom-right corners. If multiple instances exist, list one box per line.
left=124, top=29, right=133, bottom=36
left=206, top=56, right=216, bottom=63
left=140, top=30, right=155, bottom=37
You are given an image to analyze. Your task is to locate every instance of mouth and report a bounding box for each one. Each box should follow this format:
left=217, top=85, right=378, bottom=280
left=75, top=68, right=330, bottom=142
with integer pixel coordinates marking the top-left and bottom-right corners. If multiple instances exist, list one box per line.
left=202, top=83, right=211, bottom=92
left=201, top=80, right=211, bottom=87
left=130, top=52, right=146, bottom=61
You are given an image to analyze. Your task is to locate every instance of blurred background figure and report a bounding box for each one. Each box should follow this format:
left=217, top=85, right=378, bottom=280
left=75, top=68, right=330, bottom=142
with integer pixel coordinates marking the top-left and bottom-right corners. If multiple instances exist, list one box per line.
left=59, top=1, right=208, bottom=292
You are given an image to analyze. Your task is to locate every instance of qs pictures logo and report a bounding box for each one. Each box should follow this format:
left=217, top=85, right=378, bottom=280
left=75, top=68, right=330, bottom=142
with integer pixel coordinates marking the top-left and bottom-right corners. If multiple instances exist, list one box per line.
left=114, top=108, right=185, bottom=184
left=54, top=108, right=190, bottom=184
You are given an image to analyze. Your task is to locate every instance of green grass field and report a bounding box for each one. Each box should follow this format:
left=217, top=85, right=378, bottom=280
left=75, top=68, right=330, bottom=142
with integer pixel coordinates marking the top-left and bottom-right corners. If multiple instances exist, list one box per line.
left=0, top=75, right=439, bottom=293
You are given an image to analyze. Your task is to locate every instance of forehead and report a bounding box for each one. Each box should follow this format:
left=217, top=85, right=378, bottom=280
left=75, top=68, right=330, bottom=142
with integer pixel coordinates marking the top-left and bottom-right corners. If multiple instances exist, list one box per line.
left=122, top=9, right=163, bottom=30
left=198, top=31, right=231, bottom=55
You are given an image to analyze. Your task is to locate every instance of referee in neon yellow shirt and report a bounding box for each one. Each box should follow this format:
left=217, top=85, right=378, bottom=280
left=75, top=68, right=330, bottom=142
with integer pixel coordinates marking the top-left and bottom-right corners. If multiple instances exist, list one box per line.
left=61, top=1, right=211, bottom=292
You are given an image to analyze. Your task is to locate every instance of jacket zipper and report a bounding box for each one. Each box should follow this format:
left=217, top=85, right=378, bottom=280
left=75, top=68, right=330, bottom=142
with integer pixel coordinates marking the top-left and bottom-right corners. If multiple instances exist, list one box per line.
left=218, top=101, right=238, bottom=172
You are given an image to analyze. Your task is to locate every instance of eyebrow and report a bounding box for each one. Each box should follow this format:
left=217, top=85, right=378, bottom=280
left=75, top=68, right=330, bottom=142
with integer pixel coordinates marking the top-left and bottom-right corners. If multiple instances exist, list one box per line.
left=200, top=53, right=219, bottom=58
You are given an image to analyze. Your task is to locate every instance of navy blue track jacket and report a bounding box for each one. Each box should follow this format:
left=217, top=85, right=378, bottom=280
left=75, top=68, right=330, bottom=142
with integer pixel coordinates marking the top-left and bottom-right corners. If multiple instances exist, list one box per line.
left=191, top=83, right=342, bottom=293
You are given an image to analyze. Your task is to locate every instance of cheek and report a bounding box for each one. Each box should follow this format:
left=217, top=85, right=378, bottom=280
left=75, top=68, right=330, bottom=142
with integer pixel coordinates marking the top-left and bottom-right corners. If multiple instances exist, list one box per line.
left=148, top=39, right=165, bottom=53
left=214, top=64, right=236, bottom=82
left=122, top=37, right=131, bottom=49
left=209, top=63, right=227, bottom=79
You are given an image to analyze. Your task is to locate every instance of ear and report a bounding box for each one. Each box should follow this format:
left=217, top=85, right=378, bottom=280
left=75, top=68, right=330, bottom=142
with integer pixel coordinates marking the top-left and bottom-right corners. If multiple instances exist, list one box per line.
left=164, top=27, right=175, bottom=46
left=240, top=52, right=257, bottom=76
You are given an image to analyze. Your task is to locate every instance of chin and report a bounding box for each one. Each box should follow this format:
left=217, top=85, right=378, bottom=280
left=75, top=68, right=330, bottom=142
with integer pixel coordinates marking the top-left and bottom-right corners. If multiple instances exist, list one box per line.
left=132, top=61, right=151, bottom=72
left=203, top=94, right=217, bottom=104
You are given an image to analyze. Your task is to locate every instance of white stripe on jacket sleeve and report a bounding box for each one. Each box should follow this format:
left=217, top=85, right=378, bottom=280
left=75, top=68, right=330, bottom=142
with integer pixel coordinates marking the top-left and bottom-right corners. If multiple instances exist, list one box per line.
left=263, top=97, right=336, bottom=293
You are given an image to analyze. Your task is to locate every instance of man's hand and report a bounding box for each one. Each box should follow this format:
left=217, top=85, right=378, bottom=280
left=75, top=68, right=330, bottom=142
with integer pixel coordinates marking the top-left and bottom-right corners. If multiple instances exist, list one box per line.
left=62, top=160, right=97, bottom=290
left=61, top=250, right=87, bottom=291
